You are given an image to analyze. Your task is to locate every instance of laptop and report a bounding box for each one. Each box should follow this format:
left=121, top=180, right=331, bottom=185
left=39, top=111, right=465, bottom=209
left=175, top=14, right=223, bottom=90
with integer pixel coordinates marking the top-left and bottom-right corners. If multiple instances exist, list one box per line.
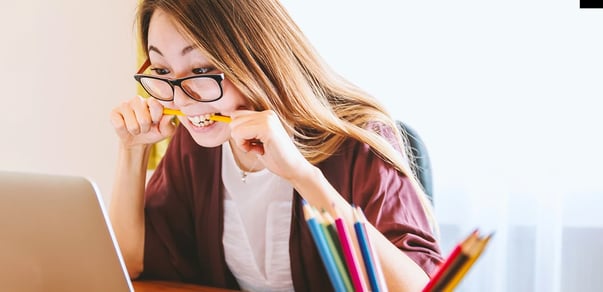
left=0, top=171, right=134, bottom=292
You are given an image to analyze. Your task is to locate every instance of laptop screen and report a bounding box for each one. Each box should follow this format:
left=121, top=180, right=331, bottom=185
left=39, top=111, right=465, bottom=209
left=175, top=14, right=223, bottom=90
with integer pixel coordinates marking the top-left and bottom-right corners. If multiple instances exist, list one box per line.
left=0, top=171, right=133, bottom=292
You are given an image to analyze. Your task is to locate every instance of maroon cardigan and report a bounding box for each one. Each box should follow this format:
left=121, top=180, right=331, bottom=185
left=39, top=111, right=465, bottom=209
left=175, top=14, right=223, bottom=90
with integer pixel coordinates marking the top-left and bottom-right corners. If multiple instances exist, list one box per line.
left=140, top=124, right=442, bottom=291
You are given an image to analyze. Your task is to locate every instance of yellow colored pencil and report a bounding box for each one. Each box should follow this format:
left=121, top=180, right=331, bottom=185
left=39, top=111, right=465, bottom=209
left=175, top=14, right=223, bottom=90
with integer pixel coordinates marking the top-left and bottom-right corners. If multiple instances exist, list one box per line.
left=209, top=114, right=231, bottom=123
left=162, top=108, right=184, bottom=116
left=162, top=108, right=232, bottom=123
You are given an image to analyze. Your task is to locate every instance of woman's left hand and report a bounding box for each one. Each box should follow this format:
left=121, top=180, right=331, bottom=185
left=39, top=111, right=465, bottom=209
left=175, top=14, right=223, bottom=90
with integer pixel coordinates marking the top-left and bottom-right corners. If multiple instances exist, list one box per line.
left=227, top=110, right=314, bottom=182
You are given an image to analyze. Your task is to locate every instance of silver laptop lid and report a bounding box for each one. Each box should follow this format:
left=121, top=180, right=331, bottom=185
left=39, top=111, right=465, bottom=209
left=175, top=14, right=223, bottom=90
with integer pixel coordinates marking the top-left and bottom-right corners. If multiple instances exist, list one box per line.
left=0, top=171, right=133, bottom=292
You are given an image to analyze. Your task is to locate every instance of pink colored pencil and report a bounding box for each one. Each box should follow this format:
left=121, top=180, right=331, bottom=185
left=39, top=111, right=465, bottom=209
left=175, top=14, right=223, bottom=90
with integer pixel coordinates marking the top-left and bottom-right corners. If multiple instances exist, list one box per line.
left=334, top=208, right=368, bottom=292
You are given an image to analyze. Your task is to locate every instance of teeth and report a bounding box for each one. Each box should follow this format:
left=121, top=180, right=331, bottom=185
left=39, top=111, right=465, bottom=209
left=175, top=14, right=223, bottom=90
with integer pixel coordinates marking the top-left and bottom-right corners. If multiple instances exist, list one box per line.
left=188, top=114, right=216, bottom=127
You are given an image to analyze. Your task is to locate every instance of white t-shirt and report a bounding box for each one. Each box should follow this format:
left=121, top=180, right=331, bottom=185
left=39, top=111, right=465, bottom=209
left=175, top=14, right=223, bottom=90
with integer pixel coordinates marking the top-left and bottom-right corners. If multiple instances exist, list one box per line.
left=221, top=142, right=294, bottom=292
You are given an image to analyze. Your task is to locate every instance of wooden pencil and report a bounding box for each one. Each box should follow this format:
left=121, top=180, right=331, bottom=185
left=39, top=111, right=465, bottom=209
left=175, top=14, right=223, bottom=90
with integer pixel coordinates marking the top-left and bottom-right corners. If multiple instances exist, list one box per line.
left=162, top=108, right=232, bottom=123
left=353, top=207, right=387, bottom=292
left=442, top=233, right=494, bottom=292
left=320, top=210, right=354, bottom=292
left=302, top=201, right=346, bottom=292
left=333, top=207, right=369, bottom=292
left=423, top=229, right=480, bottom=292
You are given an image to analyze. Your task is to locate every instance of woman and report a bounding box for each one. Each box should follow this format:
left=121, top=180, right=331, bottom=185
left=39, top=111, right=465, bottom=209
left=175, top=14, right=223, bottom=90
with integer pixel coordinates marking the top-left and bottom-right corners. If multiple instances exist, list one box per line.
left=109, top=0, right=442, bottom=291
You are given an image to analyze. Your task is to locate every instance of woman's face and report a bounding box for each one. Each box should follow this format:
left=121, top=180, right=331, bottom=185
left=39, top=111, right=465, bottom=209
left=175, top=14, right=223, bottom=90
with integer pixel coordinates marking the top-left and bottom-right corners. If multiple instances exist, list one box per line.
left=146, top=9, right=247, bottom=147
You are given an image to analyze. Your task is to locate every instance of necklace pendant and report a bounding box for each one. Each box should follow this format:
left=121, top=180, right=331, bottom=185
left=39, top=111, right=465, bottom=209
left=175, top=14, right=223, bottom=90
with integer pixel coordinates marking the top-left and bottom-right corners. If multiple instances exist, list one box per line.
left=241, top=172, right=247, bottom=183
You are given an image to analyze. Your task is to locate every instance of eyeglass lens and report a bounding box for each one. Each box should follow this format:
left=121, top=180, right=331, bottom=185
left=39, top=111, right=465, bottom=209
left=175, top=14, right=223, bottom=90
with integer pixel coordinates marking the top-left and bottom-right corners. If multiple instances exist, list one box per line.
left=140, top=77, right=222, bottom=101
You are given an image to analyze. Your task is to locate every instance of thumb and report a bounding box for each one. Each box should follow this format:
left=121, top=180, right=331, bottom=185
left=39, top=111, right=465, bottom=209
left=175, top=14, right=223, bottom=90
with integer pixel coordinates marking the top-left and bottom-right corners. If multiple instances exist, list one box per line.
left=158, top=115, right=178, bottom=137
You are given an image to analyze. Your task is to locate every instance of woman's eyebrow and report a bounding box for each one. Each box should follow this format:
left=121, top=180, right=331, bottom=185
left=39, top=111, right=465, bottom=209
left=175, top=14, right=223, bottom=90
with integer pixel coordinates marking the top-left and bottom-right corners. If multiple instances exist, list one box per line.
left=147, top=45, right=195, bottom=56
left=181, top=45, right=194, bottom=55
left=148, top=45, right=163, bottom=56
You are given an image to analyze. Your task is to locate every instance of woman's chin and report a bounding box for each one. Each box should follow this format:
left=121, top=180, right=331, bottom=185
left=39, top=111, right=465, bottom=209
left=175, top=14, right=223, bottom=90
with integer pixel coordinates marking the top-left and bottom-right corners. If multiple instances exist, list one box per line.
left=180, top=119, right=229, bottom=147
left=192, top=137, right=225, bottom=148
left=188, top=130, right=229, bottom=148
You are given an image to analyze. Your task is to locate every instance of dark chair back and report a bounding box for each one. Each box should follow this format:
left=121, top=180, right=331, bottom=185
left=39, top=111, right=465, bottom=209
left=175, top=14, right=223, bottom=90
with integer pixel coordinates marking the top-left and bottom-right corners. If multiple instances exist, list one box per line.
left=396, top=121, right=433, bottom=204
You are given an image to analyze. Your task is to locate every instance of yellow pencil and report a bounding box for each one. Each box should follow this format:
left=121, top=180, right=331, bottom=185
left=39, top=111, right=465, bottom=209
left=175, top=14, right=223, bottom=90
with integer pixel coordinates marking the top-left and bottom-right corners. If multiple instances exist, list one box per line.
left=162, top=108, right=232, bottom=123
left=209, top=114, right=232, bottom=123
left=162, top=108, right=184, bottom=116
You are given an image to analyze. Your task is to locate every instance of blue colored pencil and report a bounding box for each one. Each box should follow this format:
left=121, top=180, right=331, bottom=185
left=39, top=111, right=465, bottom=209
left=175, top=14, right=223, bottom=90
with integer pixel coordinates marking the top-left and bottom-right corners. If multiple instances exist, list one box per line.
left=302, top=200, right=346, bottom=292
left=353, top=207, right=387, bottom=292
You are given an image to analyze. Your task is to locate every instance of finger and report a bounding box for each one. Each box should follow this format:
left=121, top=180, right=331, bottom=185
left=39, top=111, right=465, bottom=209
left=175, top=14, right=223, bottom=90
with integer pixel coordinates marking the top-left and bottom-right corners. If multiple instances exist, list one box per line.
left=132, top=99, right=153, bottom=134
left=233, top=137, right=265, bottom=156
left=118, top=101, right=141, bottom=135
left=228, top=110, right=256, bottom=127
left=158, top=115, right=177, bottom=137
left=110, top=108, right=130, bottom=138
left=146, top=98, right=164, bottom=124
left=247, top=141, right=265, bottom=155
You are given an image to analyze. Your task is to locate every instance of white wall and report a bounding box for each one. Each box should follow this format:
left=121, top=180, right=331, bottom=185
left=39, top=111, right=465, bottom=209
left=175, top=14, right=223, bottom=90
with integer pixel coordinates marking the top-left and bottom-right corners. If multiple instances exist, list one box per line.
left=281, top=1, right=603, bottom=198
left=0, top=0, right=138, bottom=202
left=278, top=2, right=603, bottom=291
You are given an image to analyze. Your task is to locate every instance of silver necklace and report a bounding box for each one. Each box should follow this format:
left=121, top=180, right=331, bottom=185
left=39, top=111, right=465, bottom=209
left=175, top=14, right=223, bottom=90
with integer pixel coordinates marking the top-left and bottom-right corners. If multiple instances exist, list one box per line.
left=240, top=156, right=261, bottom=183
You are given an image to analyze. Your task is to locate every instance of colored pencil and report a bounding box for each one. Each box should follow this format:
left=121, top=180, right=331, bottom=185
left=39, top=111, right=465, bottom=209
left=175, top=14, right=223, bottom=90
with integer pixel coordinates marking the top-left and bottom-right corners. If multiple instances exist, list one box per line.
left=162, top=108, right=185, bottom=116
left=320, top=210, right=354, bottom=292
left=333, top=207, right=368, bottom=292
left=302, top=201, right=346, bottom=292
left=442, top=233, right=494, bottom=292
left=353, top=207, right=387, bottom=292
left=431, top=232, right=480, bottom=291
left=208, top=114, right=231, bottom=123
left=422, top=229, right=479, bottom=292
left=162, top=108, right=232, bottom=123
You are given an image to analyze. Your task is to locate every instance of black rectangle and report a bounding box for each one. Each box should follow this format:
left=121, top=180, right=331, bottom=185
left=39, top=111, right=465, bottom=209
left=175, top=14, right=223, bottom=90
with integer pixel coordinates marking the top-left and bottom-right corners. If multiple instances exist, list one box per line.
left=581, top=0, right=603, bottom=8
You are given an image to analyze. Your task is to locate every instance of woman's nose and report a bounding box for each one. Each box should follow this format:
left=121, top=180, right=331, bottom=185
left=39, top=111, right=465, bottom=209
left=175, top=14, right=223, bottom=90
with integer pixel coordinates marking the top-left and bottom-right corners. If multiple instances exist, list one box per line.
left=172, top=86, right=195, bottom=108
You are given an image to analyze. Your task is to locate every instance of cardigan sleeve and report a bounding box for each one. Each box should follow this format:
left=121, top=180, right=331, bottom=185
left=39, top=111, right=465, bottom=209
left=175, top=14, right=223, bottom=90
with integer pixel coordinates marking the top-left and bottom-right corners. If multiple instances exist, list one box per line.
left=340, top=124, right=443, bottom=277
left=357, top=125, right=442, bottom=276
left=353, top=148, right=443, bottom=276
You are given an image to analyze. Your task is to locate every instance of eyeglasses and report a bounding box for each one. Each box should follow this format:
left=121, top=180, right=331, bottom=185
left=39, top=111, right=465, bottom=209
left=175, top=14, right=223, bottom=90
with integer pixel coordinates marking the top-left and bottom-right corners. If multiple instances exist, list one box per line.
left=133, top=58, right=225, bottom=102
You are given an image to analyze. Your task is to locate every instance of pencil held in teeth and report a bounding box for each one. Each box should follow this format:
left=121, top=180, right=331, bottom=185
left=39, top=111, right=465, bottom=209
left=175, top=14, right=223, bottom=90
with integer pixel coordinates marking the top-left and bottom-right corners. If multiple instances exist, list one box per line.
left=163, top=108, right=184, bottom=116
left=164, top=108, right=263, bottom=149
left=208, top=114, right=231, bottom=123
left=162, top=108, right=231, bottom=123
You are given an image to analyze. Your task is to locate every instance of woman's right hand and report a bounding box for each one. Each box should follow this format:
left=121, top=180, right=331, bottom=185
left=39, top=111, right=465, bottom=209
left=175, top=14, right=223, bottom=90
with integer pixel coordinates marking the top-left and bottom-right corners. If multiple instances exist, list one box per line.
left=110, top=96, right=177, bottom=148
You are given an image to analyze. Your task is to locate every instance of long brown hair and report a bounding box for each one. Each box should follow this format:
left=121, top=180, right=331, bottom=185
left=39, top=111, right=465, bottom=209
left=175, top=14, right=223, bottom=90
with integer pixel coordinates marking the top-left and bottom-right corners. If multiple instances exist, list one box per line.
left=137, top=0, right=436, bottom=229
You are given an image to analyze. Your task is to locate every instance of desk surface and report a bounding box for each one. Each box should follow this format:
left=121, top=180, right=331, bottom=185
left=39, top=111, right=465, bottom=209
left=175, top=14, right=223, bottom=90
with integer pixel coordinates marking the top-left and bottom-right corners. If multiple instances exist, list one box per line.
left=133, top=280, right=239, bottom=292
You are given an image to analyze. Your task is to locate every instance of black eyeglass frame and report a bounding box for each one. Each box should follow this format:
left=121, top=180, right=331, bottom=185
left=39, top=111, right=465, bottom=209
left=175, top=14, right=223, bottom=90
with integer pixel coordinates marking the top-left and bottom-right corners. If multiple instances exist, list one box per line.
left=133, top=73, right=225, bottom=103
